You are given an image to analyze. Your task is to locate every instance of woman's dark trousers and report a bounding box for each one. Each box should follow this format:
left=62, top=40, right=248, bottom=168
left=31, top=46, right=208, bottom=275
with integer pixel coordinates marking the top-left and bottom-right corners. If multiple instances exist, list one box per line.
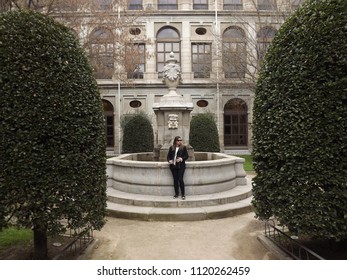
left=171, top=167, right=185, bottom=196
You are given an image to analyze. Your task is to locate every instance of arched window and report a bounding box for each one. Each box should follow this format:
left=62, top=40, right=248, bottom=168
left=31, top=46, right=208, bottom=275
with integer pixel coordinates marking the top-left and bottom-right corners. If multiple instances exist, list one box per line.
left=222, top=27, right=247, bottom=78
left=86, top=28, right=114, bottom=79
left=102, top=100, right=115, bottom=148
left=156, top=27, right=181, bottom=78
left=257, top=26, right=277, bottom=63
left=224, top=98, right=248, bottom=147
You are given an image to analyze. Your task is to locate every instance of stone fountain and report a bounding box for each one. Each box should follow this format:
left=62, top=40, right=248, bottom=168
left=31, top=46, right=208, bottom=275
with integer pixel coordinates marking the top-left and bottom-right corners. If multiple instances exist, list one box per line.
left=106, top=53, right=253, bottom=221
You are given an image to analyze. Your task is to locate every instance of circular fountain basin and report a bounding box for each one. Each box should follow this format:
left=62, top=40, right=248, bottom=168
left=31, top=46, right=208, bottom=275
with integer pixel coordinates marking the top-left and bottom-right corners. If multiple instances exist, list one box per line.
left=107, top=152, right=247, bottom=196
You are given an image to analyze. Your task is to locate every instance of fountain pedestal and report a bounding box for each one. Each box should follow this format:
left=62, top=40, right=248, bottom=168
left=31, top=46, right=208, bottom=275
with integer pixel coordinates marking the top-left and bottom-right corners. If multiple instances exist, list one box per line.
left=153, top=52, right=194, bottom=161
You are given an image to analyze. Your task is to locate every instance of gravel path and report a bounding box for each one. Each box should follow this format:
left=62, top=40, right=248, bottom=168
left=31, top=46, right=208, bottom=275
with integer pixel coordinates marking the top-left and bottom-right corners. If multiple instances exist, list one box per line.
left=80, top=212, right=277, bottom=260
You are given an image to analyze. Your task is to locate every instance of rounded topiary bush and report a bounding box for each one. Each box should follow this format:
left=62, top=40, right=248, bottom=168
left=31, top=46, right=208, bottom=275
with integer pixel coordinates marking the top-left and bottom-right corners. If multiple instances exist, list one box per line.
left=252, top=0, right=347, bottom=239
left=122, top=114, right=154, bottom=153
left=189, top=113, right=220, bottom=152
left=0, top=11, right=106, bottom=258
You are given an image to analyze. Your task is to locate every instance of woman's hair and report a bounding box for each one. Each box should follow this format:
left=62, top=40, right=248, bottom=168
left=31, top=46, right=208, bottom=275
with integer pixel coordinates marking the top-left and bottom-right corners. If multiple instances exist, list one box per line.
left=172, top=136, right=183, bottom=148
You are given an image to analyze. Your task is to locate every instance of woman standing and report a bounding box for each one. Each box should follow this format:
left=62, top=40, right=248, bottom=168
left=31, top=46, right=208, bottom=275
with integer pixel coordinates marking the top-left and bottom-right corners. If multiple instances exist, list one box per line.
left=167, top=136, right=189, bottom=200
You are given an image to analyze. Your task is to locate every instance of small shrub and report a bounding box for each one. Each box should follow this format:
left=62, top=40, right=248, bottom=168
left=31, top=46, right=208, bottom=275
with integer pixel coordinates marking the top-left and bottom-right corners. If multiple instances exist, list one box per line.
left=189, top=113, right=220, bottom=152
left=122, top=114, right=154, bottom=153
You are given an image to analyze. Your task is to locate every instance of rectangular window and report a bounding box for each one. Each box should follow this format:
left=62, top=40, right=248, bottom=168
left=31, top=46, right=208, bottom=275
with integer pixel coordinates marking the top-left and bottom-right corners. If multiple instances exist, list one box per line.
left=105, top=116, right=114, bottom=147
left=191, top=43, right=212, bottom=79
left=126, top=43, right=145, bottom=79
left=97, top=0, right=113, bottom=10
left=223, top=42, right=246, bottom=79
left=158, top=0, right=178, bottom=10
left=92, top=55, right=113, bottom=79
left=223, top=0, right=243, bottom=10
left=258, top=0, right=276, bottom=10
left=193, top=0, right=208, bottom=10
left=224, top=114, right=248, bottom=146
left=157, top=42, right=180, bottom=78
left=128, top=0, right=143, bottom=10
left=257, top=42, right=269, bottom=63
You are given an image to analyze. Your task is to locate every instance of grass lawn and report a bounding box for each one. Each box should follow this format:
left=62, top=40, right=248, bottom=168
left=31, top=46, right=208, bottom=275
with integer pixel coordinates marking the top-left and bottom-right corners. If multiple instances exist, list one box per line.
left=233, top=154, right=253, bottom=172
left=0, top=227, right=33, bottom=250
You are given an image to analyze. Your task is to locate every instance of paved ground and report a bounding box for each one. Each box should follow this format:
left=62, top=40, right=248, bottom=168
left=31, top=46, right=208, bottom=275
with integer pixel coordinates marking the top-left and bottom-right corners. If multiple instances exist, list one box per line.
left=80, top=212, right=278, bottom=260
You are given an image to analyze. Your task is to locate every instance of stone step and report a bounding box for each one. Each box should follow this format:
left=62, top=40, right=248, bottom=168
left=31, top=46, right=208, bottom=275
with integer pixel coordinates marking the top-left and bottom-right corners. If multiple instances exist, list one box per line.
left=107, top=196, right=253, bottom=221
left=106, top=195, right=254, bottom=221
left=107, top=184, right=252, bottom=208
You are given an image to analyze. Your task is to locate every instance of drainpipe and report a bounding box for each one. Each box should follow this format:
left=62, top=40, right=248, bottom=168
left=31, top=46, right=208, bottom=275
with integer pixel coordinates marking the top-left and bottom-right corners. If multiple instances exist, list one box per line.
left=118, top=81, right=121, bottom=155
left=117, top=5, right=121, bottom=155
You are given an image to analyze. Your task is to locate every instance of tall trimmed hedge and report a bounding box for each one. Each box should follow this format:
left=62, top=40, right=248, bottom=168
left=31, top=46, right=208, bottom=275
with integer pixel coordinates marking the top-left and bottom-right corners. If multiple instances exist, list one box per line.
left=252, top=0, right=347, bottom=239
left=189, top=113, right=220, bottom=152
left=122, top=114, right=154, bottom=153
left=0, top=11, right=107, bottom=258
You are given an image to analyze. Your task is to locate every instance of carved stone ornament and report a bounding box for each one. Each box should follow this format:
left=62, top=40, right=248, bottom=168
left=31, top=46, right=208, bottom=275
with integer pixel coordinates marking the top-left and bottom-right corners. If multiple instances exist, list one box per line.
left=162, top=63, right=182, bottom=82
left=168, top=114, right=179, bottom=129
left=162, top=52, right=182, bottom=83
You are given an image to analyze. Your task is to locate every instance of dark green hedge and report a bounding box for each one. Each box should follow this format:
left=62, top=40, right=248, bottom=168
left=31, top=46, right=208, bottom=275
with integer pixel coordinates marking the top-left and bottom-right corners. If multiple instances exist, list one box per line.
left=122, top=114, right=154, bottom=153
left=252, top=0, right=347, bottom=238
left=0, top=11, right=107, bottom=233
left=189, top=113, right=220, bottom=152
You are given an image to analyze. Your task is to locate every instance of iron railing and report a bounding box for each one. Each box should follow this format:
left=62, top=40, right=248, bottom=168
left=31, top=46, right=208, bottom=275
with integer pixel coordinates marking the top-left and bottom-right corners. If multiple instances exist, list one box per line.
left=52, top=227, right=94, bottom=260
left=264, top=219, right=325, bottom=260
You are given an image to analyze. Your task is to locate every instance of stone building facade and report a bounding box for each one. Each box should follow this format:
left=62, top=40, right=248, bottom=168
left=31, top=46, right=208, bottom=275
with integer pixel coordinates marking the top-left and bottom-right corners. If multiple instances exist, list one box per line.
left=56, top=0, right=301, bottom=154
